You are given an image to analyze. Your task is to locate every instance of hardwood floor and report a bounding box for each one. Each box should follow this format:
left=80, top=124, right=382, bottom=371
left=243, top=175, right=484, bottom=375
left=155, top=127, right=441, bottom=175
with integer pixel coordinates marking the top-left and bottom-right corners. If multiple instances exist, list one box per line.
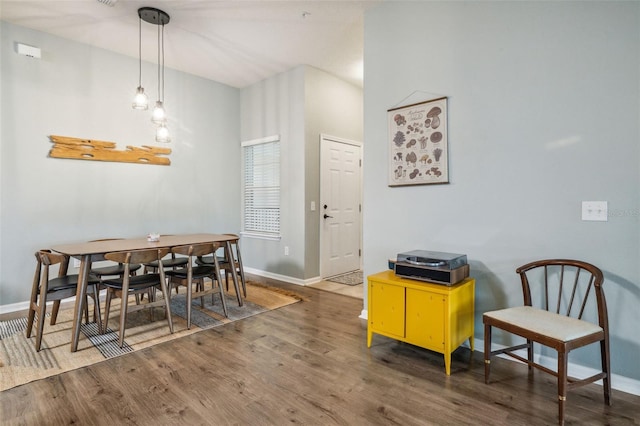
left=2, top=276, right=638, bottom=425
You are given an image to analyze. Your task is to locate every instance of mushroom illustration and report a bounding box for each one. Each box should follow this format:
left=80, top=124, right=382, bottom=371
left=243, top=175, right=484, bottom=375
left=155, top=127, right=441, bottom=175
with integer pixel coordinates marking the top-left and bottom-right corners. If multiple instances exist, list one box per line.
left=427, top=106, right=442, bottom=129
left=433, top=148, right=443, bottom=162
left=405, top=151, right=417, bottom=166
left=393, top=131, right=406, bottom=147
left=418, top=136, right=428, bottom=149
left=394, top=114, right=406, bottom=126
left=430, top=131, right=443, bottom=143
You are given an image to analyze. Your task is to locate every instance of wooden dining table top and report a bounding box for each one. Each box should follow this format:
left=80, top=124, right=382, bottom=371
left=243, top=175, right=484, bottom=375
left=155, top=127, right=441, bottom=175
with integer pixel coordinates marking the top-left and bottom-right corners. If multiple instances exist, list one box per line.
left=51, top=233, right=236, bottom=257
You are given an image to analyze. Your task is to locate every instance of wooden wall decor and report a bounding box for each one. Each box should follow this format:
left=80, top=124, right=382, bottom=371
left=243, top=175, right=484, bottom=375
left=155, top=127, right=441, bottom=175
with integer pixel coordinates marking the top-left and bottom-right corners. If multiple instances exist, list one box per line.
left=49, top=135, right=171, bottom=166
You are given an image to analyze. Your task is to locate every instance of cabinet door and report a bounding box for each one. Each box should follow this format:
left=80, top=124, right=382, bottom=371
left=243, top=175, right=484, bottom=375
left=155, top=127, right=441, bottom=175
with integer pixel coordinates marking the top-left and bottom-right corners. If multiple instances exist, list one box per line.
left=370, top=281, right=405, bottom=338
left=405, top=288, right=445, bottom=351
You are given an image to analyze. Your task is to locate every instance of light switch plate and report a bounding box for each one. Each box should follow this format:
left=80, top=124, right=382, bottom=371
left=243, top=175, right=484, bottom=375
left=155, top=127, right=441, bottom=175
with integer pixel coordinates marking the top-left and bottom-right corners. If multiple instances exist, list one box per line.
left=582, top=201, right=608, bottom=221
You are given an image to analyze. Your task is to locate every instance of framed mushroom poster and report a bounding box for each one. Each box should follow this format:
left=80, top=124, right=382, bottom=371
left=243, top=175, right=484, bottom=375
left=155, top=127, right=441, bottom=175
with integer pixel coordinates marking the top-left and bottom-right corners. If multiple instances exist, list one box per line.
left=388, top=97, right=448, bottom=186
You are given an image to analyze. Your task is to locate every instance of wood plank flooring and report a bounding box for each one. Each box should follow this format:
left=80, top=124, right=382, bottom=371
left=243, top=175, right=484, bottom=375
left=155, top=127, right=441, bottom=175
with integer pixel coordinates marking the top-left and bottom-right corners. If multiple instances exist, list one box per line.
left=2, top=276, right=639, bottom=425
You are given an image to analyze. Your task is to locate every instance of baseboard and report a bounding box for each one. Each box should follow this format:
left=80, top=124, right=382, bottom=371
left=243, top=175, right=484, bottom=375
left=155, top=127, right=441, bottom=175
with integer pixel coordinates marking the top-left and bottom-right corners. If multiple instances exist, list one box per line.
left=242, top=267, right=321, bottom=286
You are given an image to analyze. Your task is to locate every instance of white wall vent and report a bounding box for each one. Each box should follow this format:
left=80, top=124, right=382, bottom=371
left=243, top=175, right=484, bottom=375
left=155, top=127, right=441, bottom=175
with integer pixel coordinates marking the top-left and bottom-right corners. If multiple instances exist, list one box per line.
left=15, top=43, right=41, bottom=59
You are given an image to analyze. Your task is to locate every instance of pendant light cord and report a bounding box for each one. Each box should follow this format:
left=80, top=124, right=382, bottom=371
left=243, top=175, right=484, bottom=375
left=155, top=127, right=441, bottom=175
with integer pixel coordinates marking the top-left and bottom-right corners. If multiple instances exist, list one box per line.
left=138, top=16, right=142, bottom=86
left=161, top=23, right=165, bottom=102
left=157, top=15, right=161, bottom=101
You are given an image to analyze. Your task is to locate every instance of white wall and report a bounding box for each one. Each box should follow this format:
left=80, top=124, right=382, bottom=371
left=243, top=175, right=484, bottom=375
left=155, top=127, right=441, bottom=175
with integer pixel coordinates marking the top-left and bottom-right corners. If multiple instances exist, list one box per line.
left=0, top=22, right=240, bottom=305
left=363, top=1, right=640, bottom=384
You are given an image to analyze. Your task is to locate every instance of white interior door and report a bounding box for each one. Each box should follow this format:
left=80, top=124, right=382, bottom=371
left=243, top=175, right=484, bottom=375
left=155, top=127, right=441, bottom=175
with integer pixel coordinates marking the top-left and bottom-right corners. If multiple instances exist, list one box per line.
left=320, top=135, right=362, bottom=278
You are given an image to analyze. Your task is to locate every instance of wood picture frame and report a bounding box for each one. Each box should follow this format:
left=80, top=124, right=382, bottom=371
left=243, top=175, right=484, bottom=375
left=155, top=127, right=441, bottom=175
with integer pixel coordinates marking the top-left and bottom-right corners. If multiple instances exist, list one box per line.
left=388, top=97, right=448, bottom=186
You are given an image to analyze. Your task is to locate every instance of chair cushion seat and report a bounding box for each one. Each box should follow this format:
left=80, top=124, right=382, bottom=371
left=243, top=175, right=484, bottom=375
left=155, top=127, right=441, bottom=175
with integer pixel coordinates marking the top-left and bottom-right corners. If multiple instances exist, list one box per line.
left=166, top=265, right=216, bottom=279
left=47, top=274, right=100, bottom=291
left=145, top=258, right=188, bottom=268
left=102, top=273, right=161, bottom=290
left=91, top=263, right=141, bottom=276
left=195, top=256, right=228, bottom=266
left=484, top=306, right=602, bottom=342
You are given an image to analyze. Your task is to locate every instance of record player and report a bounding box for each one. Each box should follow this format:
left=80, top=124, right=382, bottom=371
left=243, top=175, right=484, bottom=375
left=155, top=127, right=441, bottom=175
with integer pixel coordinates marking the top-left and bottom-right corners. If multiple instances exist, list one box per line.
left=392, top=250, right=469, bottom=285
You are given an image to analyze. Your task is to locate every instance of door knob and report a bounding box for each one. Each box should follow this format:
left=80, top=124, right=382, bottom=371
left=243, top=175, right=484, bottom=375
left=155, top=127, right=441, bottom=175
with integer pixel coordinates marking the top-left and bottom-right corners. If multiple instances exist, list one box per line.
left=323, top=214, right=333, bottom=219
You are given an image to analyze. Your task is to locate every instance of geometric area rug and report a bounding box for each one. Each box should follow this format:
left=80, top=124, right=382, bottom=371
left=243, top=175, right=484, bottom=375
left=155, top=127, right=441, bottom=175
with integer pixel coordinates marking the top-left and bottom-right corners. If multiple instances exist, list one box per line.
left=0, top=281, right=300, bottom=392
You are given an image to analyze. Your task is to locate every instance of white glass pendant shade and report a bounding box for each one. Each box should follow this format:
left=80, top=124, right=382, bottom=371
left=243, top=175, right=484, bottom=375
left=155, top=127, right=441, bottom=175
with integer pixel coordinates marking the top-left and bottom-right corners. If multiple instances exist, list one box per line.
left=156, top=123, right=171, bottom=143
left=132, top=86, right=148, bottom=110
left=151, top=100, right=167, bottom=124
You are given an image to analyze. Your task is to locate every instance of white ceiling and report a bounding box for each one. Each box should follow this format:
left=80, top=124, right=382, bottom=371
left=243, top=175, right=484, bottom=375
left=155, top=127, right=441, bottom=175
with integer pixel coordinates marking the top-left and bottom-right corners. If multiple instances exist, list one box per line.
left=0, top=0, right=381, bottom=88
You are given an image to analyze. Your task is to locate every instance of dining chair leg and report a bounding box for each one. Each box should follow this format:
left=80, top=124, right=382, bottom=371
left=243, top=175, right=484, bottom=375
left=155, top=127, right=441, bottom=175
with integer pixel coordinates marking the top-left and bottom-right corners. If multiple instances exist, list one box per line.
left=51, top=300, right=62, bottom=325
left=558, top=351, right=568, bottom=425
left=186, top=277, right=193, bottom=329
left=484, top=323, right=492, bottom=383
left=158, top=272, right=174, bottom=334
left=117, top=282, right=130, bottom=348
left=195, top=278, right=205, bottom=308
left=35, top=285, right=48, bottom=352
left=26, top=266, right=40, bottom=339
left=91, top=283, right=103, bottom=333
left=103, top=289, right=113, bottom=333
left=601, top=339, right=611, bottom=405
left=218, top=277, right=228, bottom=317
left=224, top=242, right=242, bottom=306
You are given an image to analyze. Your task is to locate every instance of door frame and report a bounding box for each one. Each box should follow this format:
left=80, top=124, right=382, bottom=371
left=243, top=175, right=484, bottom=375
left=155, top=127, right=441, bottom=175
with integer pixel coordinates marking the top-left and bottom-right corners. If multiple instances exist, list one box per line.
left=319, top=134, right=363, bottom=279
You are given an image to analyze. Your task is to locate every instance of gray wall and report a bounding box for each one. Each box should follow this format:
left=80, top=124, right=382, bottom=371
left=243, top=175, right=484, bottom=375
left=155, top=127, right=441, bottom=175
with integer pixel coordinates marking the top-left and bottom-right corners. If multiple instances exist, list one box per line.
left=363, top=1, right=640, bottom=384
left=240, top=65, right=362, bottom=281
left=0, top=22, right=240, bottom=305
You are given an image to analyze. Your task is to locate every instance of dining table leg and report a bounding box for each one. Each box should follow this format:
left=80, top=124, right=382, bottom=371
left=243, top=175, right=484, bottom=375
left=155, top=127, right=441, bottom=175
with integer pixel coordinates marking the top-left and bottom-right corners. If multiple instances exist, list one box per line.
left=225, top=241, right=243, bottom=306
left=70, top=254, right=91, bottom=352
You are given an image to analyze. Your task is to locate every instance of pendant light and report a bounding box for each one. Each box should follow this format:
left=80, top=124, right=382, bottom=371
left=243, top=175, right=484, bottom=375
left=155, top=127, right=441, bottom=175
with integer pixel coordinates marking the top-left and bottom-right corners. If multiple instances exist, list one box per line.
left=131, top=14, right=148, bottom=110
left=136, top=7, right=171, bottom=142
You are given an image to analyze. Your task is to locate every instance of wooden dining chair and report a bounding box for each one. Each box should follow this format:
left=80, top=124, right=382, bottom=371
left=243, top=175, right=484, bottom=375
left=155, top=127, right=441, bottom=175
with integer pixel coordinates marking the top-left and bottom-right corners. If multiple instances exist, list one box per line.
left=143, top=235, right=188, bottom=275
left=195, top=234, right=247, bottom=298
left=90, top=238, right=142, bottom=278
left=166, top=242, right=228, bottom=329
left=89, top=238, right=143, bottom=307
left=483, top=259, right=610, bottom=425
left=101, top=248, right=174, bottom=347
left=26, top=250, right=101, bottom=351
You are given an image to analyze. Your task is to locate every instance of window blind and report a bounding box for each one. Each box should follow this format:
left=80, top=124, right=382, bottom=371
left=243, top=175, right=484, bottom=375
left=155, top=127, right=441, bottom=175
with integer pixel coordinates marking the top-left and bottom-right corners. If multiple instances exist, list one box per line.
left=242, top=136, right=280, bottom=238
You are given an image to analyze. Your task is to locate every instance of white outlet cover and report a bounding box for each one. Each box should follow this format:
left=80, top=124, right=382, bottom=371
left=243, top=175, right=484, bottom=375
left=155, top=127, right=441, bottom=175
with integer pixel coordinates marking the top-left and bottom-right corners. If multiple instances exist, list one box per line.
left=582, top=201, right=608, bottom=222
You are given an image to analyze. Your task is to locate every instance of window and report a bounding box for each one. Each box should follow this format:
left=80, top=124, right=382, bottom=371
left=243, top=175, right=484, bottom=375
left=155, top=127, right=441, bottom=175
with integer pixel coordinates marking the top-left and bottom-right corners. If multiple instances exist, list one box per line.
left=241, top=135, right=280, bottom=239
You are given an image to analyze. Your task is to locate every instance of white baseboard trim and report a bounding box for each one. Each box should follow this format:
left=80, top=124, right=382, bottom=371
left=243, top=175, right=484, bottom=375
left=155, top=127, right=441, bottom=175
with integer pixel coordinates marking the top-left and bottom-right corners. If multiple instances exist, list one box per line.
left=0, top=300, right=31, bottom=315
left=242, top=267, right=321, bottom=286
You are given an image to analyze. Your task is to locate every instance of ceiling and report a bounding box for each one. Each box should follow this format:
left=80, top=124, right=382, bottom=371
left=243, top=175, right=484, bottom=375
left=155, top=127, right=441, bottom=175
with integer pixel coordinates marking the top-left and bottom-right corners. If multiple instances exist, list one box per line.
left=0, top=0, right=381, bottom=88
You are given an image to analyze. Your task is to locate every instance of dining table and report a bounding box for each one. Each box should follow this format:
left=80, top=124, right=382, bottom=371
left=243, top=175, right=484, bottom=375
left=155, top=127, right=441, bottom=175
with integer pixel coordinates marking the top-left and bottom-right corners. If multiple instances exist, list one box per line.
left=51, top=233, right=243, bottom=352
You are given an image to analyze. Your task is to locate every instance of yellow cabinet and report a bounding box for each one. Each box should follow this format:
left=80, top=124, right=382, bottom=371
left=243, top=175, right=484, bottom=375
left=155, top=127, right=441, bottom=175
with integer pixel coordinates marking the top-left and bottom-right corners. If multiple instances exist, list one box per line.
left=367, top=270, right=475, bottom=375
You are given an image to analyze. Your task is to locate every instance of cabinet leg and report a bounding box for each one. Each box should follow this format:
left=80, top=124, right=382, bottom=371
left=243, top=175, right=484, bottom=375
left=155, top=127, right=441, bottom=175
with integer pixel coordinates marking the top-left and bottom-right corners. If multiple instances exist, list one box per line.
left=469, top=335, right=474, bottom=352
left=367, top=329, right=372, bottom=348
left=445, top=353, right=451, bottom=376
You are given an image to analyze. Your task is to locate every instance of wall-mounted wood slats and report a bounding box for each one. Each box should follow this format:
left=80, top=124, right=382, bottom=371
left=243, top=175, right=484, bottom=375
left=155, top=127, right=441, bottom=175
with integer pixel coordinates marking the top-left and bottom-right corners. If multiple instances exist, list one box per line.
left=49, top=135, right=171, bottom=166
